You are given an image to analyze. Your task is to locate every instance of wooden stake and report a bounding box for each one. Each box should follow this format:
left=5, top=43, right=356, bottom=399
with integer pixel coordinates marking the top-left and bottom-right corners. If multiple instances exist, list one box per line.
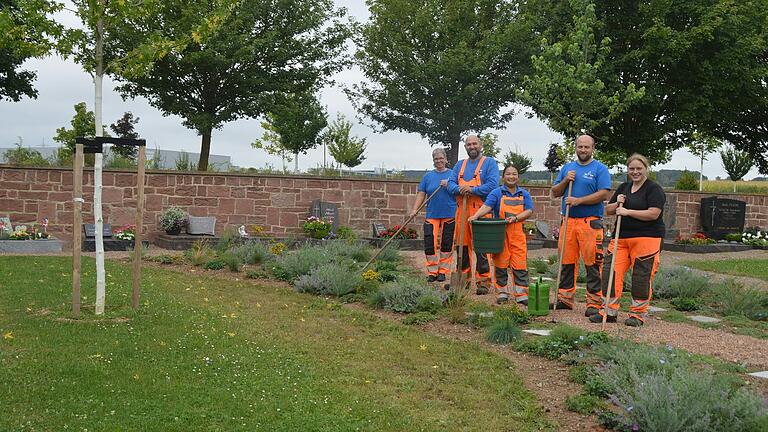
left=72, top=143, right=84, bottom=317
left=132, top=146, right=146, bottom=310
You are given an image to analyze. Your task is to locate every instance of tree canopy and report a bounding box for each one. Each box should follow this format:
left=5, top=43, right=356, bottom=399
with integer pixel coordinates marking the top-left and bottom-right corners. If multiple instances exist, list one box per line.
left=349, top=0, right=531, bottom=165
left=325, top=114, right=367, bottom=170
left=109, top=0, right=349, bottom=171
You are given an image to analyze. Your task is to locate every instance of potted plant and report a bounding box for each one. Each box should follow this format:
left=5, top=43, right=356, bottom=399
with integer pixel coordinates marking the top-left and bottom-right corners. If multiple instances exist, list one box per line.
left=302, top=216, right=332, bottom=239
left=159, top=207, right=188, bottom=235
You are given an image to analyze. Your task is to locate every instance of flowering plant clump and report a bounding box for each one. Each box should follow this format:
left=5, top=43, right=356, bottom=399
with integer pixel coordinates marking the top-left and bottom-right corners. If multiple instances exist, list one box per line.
left=113, top=225, right=136, bottom=241
left=379, top=225, right=418, bottom=239
left=362, top=269, right=381, bottom=281
left=159, top=207, right=188, bottom=232
left=742, top=228, right=768, bottom=246
left=9, top=228, right=31, bottom=240
left=270, top=242, right=286, bottom=256
left=302, top=216, right=332, bottom=239
left=675, top=232, right=716, bottom=245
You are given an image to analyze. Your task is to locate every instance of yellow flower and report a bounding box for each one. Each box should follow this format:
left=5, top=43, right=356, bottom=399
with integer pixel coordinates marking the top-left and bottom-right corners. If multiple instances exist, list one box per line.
left=362, top=269, right=381, bottom=281
left=419, top=344, right=427, bottom=351
left=3, top=332, right=13, bottom=340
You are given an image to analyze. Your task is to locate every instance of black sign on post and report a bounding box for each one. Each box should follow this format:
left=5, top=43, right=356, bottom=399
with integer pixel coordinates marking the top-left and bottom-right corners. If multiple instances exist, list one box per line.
left=372, top=222, right=387, bottom=238
left=83, top=223, right=113, bottom=238
left=309, top=200, right=339, bottom=230
left=700, top=197, right=747, bottom=239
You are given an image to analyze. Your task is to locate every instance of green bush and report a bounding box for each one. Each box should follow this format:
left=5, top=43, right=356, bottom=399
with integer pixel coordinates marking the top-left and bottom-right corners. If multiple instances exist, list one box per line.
left=323, top=240, right=370, bottom=263
left=528, top=259, right=549, bottom=275
left=184, top=241, right=213, bottom=266
left=335, top=226, right=357, bottom=240
left=270, top=246, right=328, bottom=281
left=402, top=311, right=438, bottom=325
left=416, top=292, right=443, bottom=314
left=670, top=297, right=700, bottom=311
left=3, top=144, right=50, bottom=167
left=376, top=243, right=402, bottom=263
left=675, top=169, right=700, bottom=190
left=374, top=260, right=399, bottom=282
left=216, top=226, right=239, bottom=253
left=653, top=266, right=710, bottom=299
left=496, top=304, right=531, bottom=325
left=373, top=278, right=437, bottom=313
left=724, top=233, right=744, bottom=242
left=245, top=269, right=270, bottom=279
left=294, top=263, right=362, bottom=297
left=235, top=241, right=271, bottom=265
left=485, top=318, right=521, bottom=345
left=517, top=325, right=608, bottom=360
left=712, top=280, right=768, bottom=321
left=565, top=394, right=604, bottom=415
left=220, top=251, right=242, bottom=272
left=203, top=259, right=225, bottom=270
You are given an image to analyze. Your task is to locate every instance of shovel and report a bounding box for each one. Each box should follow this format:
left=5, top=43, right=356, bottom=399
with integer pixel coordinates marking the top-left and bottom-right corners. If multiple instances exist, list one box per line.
left=449, top=195, right=469, bottom=291
left=602, top=203, right=624, bottom=331
left=362, top=185, right=443, bottom=271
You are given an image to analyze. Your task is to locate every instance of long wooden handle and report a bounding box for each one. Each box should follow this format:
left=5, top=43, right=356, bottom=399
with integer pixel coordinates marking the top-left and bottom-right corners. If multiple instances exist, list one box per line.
left=551, top=181, right=573, bottom=320
left=454, top=195, right=468, bottom=282
left=602, top=203, right=624, bottom=330
left=362, top=185, right=443, bottom=271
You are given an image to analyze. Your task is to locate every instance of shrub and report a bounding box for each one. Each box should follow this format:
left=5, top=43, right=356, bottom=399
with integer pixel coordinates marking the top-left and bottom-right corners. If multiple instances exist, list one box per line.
left=416, top=292, right=443, bottom=314
left=335, top=226, right=357, bottom=240
left=485, top=319, right=521, bottom=344
left=323, top=240, right=370, bottom=263
left=149, top=254, right=175, bottom=264
left=712, top=280, right=768, bottom=321
left=3, top=144, right=50, bottom=167
left=220, top=251, right=242, bottom=272
left=724, top=233, right=743, bottom=242
left=302, top=216, right=332, bottom=239
left=245, top=269, right=270, bottom=279
left=376, top=243, right=402, bottom=263
left=374, top=260, right=399, bottom=282
left=517, top=325, right=607, bottom=360
left=159, top=207, right=188, bottom=232
left=675, top=169, right=699, bottom=190
left=402, top=311, right=438, bottom=325
left=235, top=241, right=271, bottom=265
left=203, top=259, right=225, bottom=270
left=184, top=241, right=213, bottom=266
left=653, top=266, right=710, bottom=299
left=294, top=263, right=363, bottom=297
left=374, top=278, right=437, bottom=313
left=216, top=226, right=239, bottom=252
left=528, top=259, right=549, bottom=275
left=670, top=297, right=700, bottom=311
left=496, top=304, right=531, bottom=325
left=565, top=394, right=604, bottom=415
left=270, top=246, right=328, bottom=281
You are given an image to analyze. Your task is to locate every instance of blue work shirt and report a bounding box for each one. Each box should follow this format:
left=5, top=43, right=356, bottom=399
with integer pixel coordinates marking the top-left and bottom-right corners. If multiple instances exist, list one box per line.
left=418, top=169, right=457, bottom=219
left=446, top=157, right=500, bottom=201
left=484, top=185, right=534, bottom=218
left=555, top=160, right=612, bottom=218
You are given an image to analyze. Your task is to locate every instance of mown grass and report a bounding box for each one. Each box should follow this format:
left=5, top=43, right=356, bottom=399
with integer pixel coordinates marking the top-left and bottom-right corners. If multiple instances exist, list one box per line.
left=682, top=259, right=768, bottom=282
left=0, top=256, right=553, bottom=431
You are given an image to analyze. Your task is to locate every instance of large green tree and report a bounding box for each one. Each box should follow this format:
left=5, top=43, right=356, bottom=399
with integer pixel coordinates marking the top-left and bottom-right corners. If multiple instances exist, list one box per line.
left=349, top=0, right=531, bottom=165
left=109, top=0, right=349, bottom=171
left=522, top=0, right=768, bottom=171
left=0, top=0, right=65, bottom=101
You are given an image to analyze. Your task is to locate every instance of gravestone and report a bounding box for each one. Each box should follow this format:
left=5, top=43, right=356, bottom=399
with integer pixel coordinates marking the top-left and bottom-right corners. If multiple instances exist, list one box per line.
left=372, top=222, right=387, bottom=238
left=535, top=220, right=550, bottom=239
left=662, top=194, right=678, bottom=240
left=83, top=223, right=113, bottom=238
left=309, top=200, right=339, bottom=230
left=700, top=197, right=746, bottom=239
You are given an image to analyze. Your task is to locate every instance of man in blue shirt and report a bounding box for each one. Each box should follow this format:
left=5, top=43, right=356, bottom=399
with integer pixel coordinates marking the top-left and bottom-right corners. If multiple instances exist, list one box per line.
left=551, top=135, right=612, bottom=315
left=446, top=135, right=500, bottom=294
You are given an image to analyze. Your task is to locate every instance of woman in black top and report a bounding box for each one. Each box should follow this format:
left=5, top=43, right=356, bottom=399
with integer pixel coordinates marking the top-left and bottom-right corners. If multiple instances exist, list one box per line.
left=589, top=153, right=666, bottom=327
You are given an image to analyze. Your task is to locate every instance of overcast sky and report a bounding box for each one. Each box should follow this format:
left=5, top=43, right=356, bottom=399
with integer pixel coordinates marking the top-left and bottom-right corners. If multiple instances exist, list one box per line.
left=0, top=0, right=761, bottom=179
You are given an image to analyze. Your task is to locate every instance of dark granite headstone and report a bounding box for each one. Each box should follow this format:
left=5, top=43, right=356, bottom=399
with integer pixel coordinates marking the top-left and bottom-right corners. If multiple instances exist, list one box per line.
left=662, top=194, right=678, bottom=240
left=535, top=221, right=550, bottom=239
left=310, top=200, right=339, bottom=230
left=700, top=197, right=746, bottom=239
left=83, top=223, right=112, bottom=238
left=372, top=222, right=387, bottom=238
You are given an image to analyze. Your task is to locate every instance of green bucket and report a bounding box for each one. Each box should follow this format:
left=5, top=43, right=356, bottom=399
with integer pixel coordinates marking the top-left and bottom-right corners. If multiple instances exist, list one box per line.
left=470, top=218, right=507, bottom=254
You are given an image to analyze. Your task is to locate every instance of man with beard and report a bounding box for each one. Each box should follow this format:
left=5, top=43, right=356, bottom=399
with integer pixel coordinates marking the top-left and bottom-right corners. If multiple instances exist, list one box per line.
left=445, top=135, right=499, bottom=293
left=551, top=134, right=612, bottom=315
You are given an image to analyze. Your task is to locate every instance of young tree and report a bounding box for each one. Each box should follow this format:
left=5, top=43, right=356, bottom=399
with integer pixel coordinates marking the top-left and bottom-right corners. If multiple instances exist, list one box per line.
left=720, top=145, right=753, bottom=192
left=324, top=114, right=367, bottom=174
left=544, top=142, right=563, bottom=184
left=52, top=102, right=108, bottom=164
left=252, top=114, right=294, bottom=173
left=349, top=0, right=531, bottom=165
left=110, top=0, right=349, bottom=171
left=480, top=132, right=501, bottom=159
left=503, top=150, right=532, bottom=176
left=686, top=132, right=721, bottom=191
left=109, top=112, right=140, bottom=159
left=269, top=92, right=328, bottom=173
left=0, top=0, right=65, bottom=101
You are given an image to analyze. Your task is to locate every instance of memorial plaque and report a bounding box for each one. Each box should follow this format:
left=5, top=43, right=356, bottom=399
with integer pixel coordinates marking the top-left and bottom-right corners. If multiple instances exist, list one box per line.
left=700, top=197, right=746, bottom=239
left=83, top=223, right=113, bottom=238
left=309, top=200, right=339, bottom=230
left=372, top=222, right=387, bottom=238
left=662, top=194, right=678, bottom=240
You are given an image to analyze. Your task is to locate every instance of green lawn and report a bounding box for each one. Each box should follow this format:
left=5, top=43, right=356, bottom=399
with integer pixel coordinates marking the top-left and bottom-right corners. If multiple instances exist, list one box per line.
left=682, top=258, right=768, bottom=282
left=0, top=256, right=552, bottom=431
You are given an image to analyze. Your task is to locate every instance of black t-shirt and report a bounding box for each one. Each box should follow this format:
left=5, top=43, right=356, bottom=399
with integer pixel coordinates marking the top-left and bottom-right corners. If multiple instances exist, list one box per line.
left=609, top=180, right=666, bottom=239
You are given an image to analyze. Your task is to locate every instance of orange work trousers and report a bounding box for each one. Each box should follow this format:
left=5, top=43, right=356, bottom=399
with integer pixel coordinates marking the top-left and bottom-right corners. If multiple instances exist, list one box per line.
left=558, top=216, right=604, bottom=309
left=598, top=237, right=661, bottom=323
left=492, top=222, right=528, bottom=301
left=455, top=195, right=491, bottom=281
left=424, top=218, right=455, bottom=276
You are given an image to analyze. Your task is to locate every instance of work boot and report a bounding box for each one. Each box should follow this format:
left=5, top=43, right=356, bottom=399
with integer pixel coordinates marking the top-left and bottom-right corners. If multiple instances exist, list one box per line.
left=589, top=313, right=616, bottom=324
left=548, top=300, right=573, bottom=310
left=436, top=274, right=446, bottom=282
left=517, top=299, right=528, bottom=306
left=585, top=307, right=600, bottom=317
left=496, top=293, right=510, bottom=304
left=427, top=275, right=437, bottom=283
left=476, top=286, right=489, bottom=295
left=624, top=317, right=644, bottom=327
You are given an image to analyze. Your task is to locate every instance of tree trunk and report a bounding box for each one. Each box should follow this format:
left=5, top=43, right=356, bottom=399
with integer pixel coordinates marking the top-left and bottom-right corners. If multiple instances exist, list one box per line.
left=699, top=150, right=704, bottom=191
left=198, top=130, right=212, bottom=171
left=294, top=152, right=299, bottom=173
left=94, top=7, right=106, bottom=315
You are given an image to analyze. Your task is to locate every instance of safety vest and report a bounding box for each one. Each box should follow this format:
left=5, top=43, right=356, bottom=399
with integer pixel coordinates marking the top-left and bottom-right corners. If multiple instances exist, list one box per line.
left=499, top=187, right=526, bottom=223
left=458, top=156, right=487, bottom=209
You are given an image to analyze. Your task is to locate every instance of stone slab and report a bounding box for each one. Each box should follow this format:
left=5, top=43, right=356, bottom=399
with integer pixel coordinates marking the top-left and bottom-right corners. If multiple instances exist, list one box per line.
left=648, top=306, right=667, bottom=313
left=747, top=371, right=768, bottom=379
left=687, top=315, right=722, bottom=324
left=0, top=239, right=63, bottom=253
left=82, top=239, right=149, bottom=252
left=522, top=329, right=552, bottom=337
left=155, top=233, right=219, bottom=251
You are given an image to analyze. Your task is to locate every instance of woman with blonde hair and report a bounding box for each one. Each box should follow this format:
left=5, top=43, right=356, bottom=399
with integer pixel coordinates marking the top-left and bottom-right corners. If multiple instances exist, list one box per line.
left=590, top=153, right=666, bottom=326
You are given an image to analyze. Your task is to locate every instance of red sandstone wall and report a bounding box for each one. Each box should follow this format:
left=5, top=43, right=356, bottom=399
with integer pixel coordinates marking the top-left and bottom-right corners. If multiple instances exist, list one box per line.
left=2, top=166, right=767, bottom=248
